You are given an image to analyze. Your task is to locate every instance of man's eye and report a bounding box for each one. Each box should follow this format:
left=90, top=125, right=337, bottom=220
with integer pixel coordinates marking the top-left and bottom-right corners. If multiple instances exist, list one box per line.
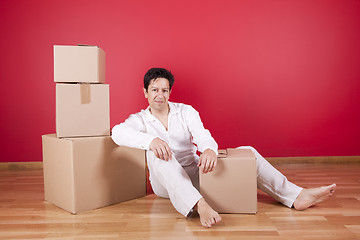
left=152, top=89, right=157, bottom=92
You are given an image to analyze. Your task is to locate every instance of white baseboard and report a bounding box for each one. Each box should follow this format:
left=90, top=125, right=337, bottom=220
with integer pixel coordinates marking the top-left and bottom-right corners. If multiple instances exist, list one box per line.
left=1, top=156, right=359, bottom=170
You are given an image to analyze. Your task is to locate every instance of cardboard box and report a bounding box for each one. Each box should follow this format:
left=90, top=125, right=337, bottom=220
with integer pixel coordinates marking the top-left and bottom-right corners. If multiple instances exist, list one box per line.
left=56, top=83, right=110, bottom=138
left=200, top=148, right=257, bottom=214
left=42, top=134, right=146, bottom=214
left=54, top=45, right=105, bottom=83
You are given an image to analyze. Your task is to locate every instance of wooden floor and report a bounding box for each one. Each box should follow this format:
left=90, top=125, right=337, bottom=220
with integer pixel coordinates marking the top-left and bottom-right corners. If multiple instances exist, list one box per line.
left=0, top=163, right=359, bottom=240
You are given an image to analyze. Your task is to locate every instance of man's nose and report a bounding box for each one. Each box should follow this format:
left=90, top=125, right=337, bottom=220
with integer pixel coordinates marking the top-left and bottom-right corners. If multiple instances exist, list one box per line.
left=157, top=92, right=164, bottom=97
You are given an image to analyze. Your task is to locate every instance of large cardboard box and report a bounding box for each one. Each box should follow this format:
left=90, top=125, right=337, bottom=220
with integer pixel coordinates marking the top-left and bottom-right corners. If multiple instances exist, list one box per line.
left=54, top=45, right=105, bottom=83
left=56, top=83, right=110, bottom=138
left=200, top=148, right=257, bottom=214
left=42, top=134, right=146, bottom=214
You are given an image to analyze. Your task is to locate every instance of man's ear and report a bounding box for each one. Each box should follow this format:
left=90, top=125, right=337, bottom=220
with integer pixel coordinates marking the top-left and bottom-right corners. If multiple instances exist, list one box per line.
left=143, top=88, right=148, bottom=98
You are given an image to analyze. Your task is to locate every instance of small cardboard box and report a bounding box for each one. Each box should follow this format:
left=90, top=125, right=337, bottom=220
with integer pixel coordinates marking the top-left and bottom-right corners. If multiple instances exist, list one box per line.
left=42, top=134, right=146, bottom=214
left=54, top=45, right=105, bottom=83
left=200, top=148, right=257, bottom=214
left=56, top=83, right=110, bottom=138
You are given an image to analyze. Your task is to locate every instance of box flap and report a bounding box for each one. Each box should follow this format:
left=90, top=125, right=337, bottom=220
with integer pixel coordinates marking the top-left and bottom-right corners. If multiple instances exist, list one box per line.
left=226, top=148, right=255, bottom=159
left=77, top=44, right=99, bottom=48
left=217, top=149, right=227, bottom=158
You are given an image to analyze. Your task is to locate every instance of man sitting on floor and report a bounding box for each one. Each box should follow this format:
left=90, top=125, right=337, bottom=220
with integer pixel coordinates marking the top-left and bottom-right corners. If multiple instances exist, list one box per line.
left=111, top=68, right=336, bottom=228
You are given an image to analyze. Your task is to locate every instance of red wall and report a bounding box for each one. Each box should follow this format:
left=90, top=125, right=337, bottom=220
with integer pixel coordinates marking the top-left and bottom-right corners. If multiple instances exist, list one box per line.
left=1, top=0, right=359, bottom=162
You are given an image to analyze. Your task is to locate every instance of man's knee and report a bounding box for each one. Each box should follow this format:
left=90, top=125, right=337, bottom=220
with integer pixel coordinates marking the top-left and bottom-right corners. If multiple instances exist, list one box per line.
left=236, top=146, right=257, bottom=153
left=150, top=181, right=169, bottom=198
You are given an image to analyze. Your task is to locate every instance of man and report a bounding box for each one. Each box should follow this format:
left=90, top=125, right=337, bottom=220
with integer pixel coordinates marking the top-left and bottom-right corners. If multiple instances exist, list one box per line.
left=111, top=68, right=336, bottom=228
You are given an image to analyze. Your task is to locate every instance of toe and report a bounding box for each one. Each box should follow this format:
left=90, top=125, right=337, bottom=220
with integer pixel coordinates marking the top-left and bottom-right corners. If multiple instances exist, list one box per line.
left=201, top=220, right=209, bottom=228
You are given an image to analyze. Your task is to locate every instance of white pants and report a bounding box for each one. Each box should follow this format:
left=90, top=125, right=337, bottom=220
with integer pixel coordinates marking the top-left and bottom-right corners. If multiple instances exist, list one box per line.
left=147, top=146, right=303, bottom=217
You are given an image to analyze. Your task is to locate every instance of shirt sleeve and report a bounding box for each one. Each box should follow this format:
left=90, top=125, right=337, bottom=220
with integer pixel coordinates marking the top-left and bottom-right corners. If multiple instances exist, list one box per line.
left=111, top=113, right=157, bottom=150
left=185, top=105, right=218, bottom=155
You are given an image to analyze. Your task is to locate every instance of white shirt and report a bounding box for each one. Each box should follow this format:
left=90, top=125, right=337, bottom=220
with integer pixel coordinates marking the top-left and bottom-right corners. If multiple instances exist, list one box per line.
left=111, top=102, right=218, bottom=167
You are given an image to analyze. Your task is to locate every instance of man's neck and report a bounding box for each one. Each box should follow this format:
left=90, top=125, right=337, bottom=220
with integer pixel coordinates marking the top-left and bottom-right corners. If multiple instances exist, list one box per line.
left=149, top=105, right=170, bottom=118
left=149, top=105, right=170, bottom=130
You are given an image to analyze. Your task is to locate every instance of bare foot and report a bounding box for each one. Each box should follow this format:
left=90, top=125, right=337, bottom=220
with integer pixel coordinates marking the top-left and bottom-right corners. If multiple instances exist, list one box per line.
left=196, top=198, right=222, bottom=228
left=293, top=183, right=336, bottom=210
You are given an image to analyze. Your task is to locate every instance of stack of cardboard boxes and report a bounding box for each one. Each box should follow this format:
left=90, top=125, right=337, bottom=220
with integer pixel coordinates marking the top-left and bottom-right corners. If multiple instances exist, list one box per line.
left=42, top=45, right=146, bottom=214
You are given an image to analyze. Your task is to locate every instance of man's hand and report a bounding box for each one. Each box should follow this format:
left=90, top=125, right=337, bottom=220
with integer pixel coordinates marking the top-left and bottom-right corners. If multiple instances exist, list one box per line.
left=149, top=137, right=172, bottom=161
left=198, top=149, right=217, bottom=174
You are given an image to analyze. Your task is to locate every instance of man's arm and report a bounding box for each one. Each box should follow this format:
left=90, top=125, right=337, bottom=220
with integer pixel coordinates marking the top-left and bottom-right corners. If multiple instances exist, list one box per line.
left=185, top=106, right=219, bottom=174
left=198, top=148, right=217, bottom=174
left=111, top=113, right=157, bottom=150
left=112, top=113, right=172, bottom=161
left=149, top=137, right=172, bottom=161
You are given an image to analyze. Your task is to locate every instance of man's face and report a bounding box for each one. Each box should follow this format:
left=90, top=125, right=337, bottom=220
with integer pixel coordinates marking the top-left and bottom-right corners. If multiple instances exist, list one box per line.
left=144, top=78, right=171, bottom=112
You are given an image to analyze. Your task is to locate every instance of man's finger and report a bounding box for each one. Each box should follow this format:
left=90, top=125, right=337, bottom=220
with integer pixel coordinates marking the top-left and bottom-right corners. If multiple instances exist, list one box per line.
left=198, top=156, right=204, bottom=171
left=159, top=148, right=165, bottom=160
left=206, top=157, right=216, bottom=173
left=201, top=158, right=206, bottom=173
left=159, top=146, right=168, bottom=161
left=210, top=157, right=217, bottom=171
left=155, top=148, right=161, bottom=159
left=160, top=147, right=167, bottom=161
left=206, top=160, right=212, bottom=173
left=209, top=159, right=216, bottom=172
left=203, top=157, right=210, bottom=173
left=163, top=147, right=170, bottom=161
left=166, top=145, right=172, bottom=160
left=164, top=144, right=172, bottom=160
left=157, top=145, right=166, bottom=161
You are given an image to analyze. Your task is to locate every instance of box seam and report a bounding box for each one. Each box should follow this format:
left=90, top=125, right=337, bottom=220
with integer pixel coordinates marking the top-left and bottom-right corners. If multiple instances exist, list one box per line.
left=70, top=141, right=77, bottom=213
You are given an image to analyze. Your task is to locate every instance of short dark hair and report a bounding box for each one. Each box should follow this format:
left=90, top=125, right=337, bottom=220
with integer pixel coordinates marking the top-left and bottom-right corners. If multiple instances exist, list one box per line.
left=144, top=68, right=174, bottom=91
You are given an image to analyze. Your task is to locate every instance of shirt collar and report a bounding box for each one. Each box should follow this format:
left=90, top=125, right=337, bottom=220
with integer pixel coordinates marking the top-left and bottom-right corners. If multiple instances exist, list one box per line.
left=169, top=102, right=180, bottom=115
left=145, top=101, right=180, bottom=122
left=145, top=107, right=156, bottom=121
